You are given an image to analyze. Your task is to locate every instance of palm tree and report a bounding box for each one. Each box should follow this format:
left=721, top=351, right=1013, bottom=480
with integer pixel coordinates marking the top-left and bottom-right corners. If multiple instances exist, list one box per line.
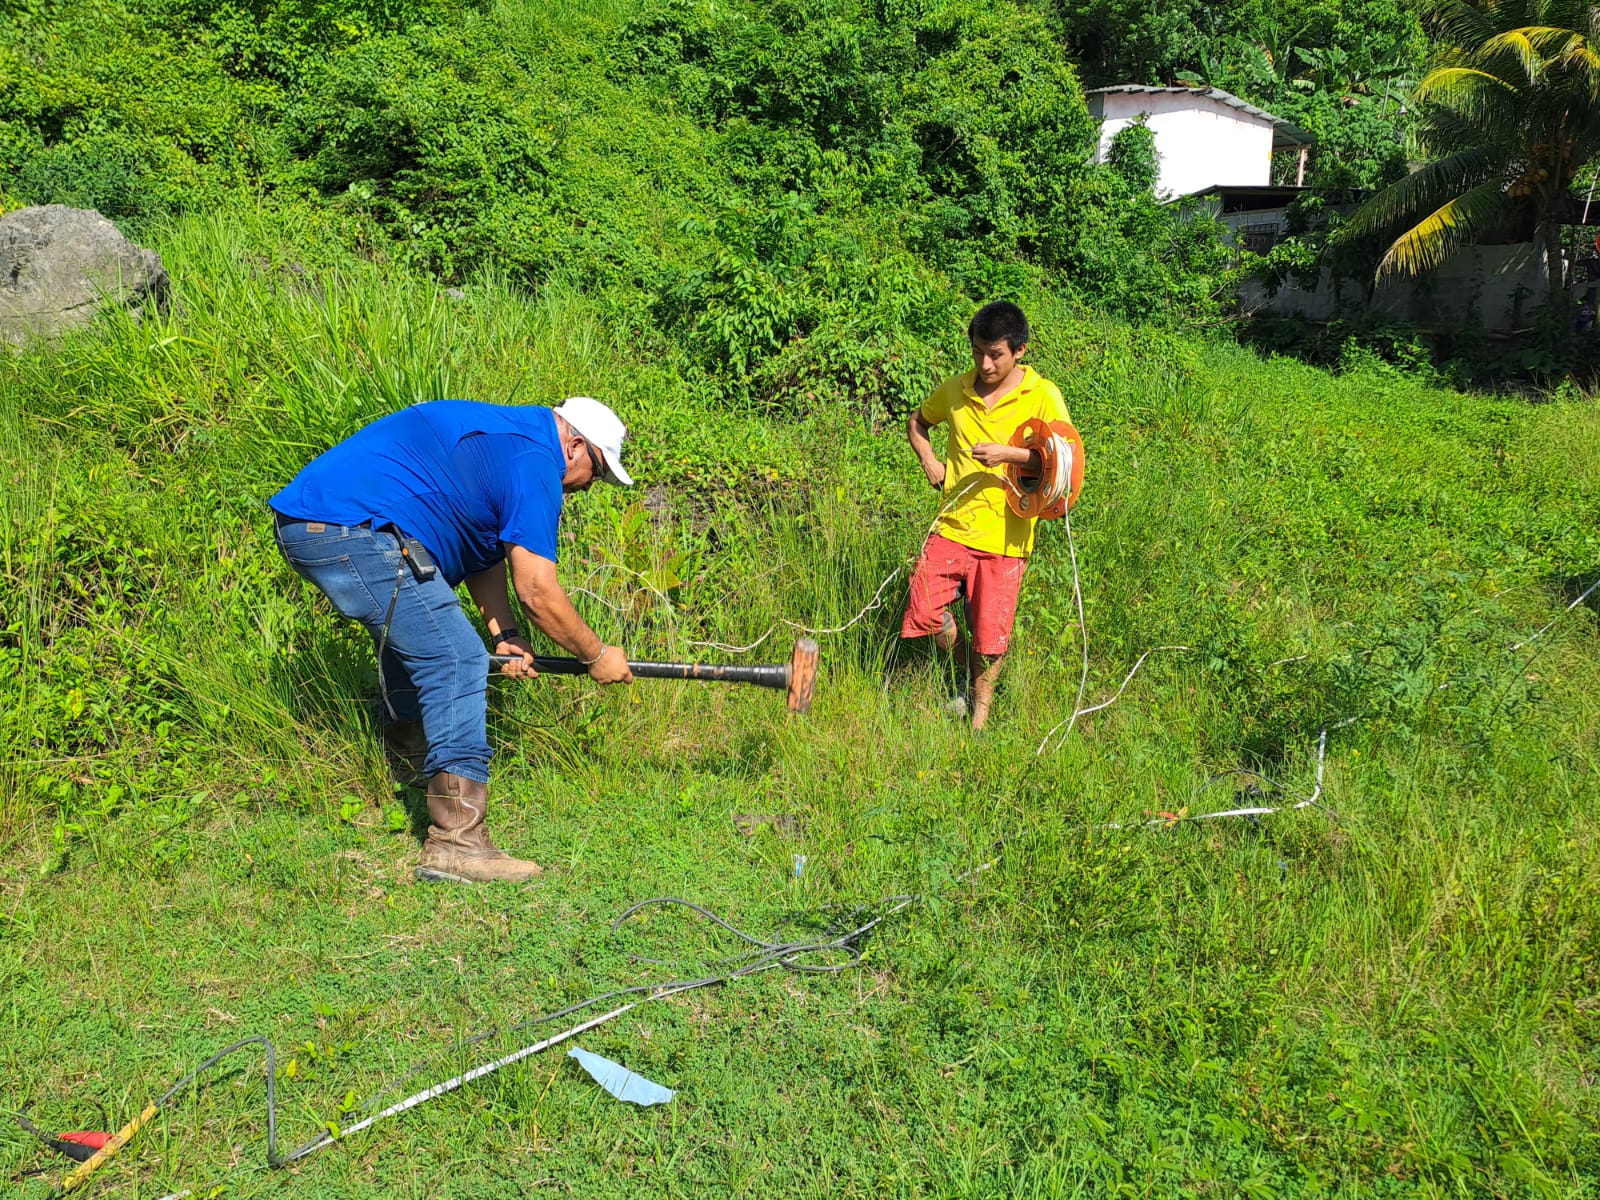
left=1344, top=1, right=1600, bottom=304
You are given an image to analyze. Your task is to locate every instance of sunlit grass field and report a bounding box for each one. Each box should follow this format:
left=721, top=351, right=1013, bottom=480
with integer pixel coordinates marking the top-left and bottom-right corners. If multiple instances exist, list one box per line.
left=2, top=209, right=1598, bottom=1197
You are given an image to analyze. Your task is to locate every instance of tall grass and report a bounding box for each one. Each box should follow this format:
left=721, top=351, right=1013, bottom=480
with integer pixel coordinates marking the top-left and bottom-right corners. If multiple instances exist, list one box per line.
left=1, top=208, right=1597, bottom=1196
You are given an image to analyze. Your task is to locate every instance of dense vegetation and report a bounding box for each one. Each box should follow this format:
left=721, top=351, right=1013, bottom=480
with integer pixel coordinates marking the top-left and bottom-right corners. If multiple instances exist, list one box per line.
left=3, top=0, right=1599, bottom=1197
left=9, top=0, right=1420, bottom=406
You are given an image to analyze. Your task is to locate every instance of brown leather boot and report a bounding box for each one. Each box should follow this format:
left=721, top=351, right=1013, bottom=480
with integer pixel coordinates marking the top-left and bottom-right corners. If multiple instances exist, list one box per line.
left=416, top=772, right=544, bottom=883
left=381, top=719, right=429, bottom=783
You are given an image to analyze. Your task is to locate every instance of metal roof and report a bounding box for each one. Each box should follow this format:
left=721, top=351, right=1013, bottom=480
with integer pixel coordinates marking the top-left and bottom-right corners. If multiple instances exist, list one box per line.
left=1182, top=184, right=1317, bottom=208
left=1086, top=85, right=1315, bottom=150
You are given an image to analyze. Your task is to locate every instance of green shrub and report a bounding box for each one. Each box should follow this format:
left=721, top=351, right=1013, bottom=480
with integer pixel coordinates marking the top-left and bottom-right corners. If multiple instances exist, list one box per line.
left=0, top=0, right=263, bottom=221
left=275, top=25, right=566, bottom=280
left=0, top=0, right=1237, bottom=412
left=146, top=0, right=477, bottom=84
left=658, top=197, right=966, bottom=417
left=898, top=2, right=1097, bottom=276
left=1105, top=118, right=1158, bottom=193
left=1052, top=170, right=1235, bottom=322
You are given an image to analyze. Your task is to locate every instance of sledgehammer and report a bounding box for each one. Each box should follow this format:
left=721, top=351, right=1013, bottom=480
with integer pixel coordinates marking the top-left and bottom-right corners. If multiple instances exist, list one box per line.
left=491, top=637, right=819, bottom=713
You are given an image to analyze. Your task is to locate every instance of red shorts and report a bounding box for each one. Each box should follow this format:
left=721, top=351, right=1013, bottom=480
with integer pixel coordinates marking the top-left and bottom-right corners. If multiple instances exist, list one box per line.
left=900, top=534, right=1027, bottom=657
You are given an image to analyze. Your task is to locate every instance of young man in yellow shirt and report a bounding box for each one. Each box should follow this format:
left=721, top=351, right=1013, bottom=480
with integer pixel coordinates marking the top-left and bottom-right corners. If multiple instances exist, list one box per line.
left=901, top=302, right=1070, bottom=729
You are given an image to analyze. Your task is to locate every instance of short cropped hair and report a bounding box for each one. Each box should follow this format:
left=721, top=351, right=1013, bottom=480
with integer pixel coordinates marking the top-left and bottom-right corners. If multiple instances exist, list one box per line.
left=967, top=302, right=1030, bottom=351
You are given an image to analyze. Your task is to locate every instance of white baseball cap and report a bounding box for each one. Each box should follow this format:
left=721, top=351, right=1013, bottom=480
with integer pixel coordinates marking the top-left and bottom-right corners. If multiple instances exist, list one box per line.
left=554, top=396, right=633, bottom=486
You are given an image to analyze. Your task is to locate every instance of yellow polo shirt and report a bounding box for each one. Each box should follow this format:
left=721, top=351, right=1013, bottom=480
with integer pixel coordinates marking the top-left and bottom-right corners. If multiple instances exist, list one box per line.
left=922, top=365, right=1070, bottom=557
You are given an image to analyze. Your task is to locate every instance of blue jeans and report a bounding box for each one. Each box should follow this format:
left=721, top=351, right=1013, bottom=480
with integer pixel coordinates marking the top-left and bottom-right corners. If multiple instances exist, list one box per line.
left=272, top=515, right=492, bottom=783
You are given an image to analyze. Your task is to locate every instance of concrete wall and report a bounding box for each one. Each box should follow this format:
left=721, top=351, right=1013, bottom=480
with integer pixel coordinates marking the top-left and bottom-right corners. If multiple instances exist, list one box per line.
left=1237, top=243, right=1551, bottom=334
left=1090, top=92, right=1274, bottom=198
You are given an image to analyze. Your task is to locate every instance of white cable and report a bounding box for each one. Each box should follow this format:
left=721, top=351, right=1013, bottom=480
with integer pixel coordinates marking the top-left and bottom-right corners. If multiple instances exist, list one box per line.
left=1015, top=431, right=1186, bottom=758
left=1035, top=643, right=1196, bottom=757
left=1043, top=432, right=1071, bottom=506
left=685, top=474, right=988, bottom=655
left=1507, top=573, right=1600, bottom=651
left=1143, top=566, right=1600, bottom=827
left=685, top=567, right=905, bottom=653
left=1032, top=440, right=1091, bottom=756
left=1091, top=728, right=1332, bottom=830
left=275, top=994, right=669, bottom=1164
left=143, top=897, right=920, bottom=1199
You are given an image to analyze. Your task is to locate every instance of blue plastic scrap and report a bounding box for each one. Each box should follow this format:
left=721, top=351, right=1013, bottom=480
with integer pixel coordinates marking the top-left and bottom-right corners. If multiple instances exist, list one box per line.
left=567, top=1047, right=676, bottom=1106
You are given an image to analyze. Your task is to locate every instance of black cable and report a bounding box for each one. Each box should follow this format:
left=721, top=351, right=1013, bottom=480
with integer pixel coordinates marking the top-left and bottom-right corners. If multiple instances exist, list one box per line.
left=35, top=891, right=920, bottom=1189
left=155, top=1036, right=286, bottom=1165
left=374, top=556, right=405, bottom=722
left=356, top=893, right=917, bottom=1114
left=16, top=1108, right=97, bottom=1164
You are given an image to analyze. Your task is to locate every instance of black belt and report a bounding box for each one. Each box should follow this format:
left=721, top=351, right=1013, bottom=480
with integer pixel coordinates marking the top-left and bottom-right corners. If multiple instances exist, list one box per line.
left=272, top=511, right=437, bottom=582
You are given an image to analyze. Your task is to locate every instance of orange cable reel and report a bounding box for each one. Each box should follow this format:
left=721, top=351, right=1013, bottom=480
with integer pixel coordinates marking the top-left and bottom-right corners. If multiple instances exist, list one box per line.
left=1003, top=417, right=1085, bottom=520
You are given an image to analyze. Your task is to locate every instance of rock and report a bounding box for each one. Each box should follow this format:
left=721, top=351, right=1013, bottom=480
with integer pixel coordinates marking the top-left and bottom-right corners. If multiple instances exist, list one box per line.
left=0, top=205, right=168, bottom=347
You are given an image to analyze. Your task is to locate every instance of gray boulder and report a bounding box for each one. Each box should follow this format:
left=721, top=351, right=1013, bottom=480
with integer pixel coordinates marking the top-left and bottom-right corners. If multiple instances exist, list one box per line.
left=0, top=205, right=168, bottom=346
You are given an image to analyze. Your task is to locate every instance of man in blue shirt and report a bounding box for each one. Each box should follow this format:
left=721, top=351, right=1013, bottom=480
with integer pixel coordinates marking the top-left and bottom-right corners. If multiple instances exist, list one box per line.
left=271, top=397, right=635, bottom=883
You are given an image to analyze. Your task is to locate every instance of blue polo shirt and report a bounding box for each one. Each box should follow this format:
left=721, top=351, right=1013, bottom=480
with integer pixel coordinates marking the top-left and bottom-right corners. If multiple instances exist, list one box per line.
left=271, top=401, right=565, bottom=586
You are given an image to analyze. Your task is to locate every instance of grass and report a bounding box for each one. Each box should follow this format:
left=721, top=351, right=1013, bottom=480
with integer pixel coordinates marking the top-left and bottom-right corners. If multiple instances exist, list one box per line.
left=1, top=208, right=1598, bottom=1198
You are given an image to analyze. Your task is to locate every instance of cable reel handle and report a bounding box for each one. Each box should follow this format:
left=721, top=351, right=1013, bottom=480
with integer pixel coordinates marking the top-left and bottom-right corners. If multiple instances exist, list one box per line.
left=1004, top=417, right=1085, bottom=520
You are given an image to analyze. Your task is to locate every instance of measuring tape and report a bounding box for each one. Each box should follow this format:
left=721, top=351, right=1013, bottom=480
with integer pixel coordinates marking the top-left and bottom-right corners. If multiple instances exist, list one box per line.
left=1002, top=417, right=1084, bottom=520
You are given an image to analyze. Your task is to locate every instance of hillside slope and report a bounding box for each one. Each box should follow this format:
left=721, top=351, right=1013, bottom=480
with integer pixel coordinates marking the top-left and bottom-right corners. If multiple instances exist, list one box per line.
left=1, top=209, right=1597, bottom=1196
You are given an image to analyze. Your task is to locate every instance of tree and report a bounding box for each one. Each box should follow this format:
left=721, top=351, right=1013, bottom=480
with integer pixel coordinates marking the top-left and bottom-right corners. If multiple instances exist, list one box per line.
left=1158, top=1, right=1425, bottom=191
left=1344, top=0, right=1600, bottom=303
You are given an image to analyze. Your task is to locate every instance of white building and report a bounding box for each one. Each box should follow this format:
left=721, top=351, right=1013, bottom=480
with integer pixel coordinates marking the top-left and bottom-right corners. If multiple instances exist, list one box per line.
left=1086, top=85, right=1313, bottom=200
left=1086, top=86, right=1567, bottom=333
